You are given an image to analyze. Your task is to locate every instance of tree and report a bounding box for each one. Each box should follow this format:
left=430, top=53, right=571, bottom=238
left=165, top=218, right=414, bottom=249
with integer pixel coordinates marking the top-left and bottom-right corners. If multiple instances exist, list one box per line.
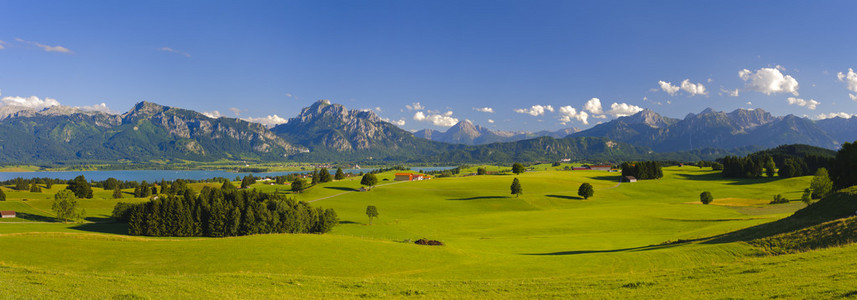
left=810, top=168, right=833, bottom=199
left=512, top=163, right=525, bottom=175
left=578, top=183, right=594, bottom=199
left=45, top=179, right=53, bottom=189
left=30, top=181, right=42, bottom=193
left=361, top=173, right=378, bottom=188
left=241, top=174, right=256, bottom=189
left=477, top=167, right=487, bottom=175
left=52, top=190, right=84, bottom=223
left=365, top=205, right=379, bottom=225
left=334, top=168, right=346, bottom=180
left=801, top=188, right=812, bottom=206
left=0, top=188, right=5, bottom=201
left=510, top=178, right=523, bottom=198
left=311, top=169, right=320, bottom=185
left=700, top=191, right=713, bottom=205
left=318, top=168, right=332, bottom=183
left=291, top=179, right=305, bottom=193
left=770, top=194, right=789, bottom=204
left=764, top=156, right=776, bottom=177
left=66, top=175, right=93, bottom=199
left=830, top=141, right=857, bottom=190
left=14, top=178, right=28, bottom=191
left=112, top=186, right=123, bottom=199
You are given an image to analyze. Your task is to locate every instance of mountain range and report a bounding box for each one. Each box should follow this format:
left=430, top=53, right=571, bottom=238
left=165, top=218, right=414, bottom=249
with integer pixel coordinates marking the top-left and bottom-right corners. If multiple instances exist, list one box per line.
left=413, top=120, right=579, bottom=145
left=0, top=99, right=855, bottom=164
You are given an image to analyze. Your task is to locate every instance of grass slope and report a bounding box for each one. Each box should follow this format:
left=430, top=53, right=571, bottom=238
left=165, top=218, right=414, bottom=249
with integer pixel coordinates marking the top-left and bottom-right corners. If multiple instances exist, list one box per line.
left=1, top=166, right=855, bottom=298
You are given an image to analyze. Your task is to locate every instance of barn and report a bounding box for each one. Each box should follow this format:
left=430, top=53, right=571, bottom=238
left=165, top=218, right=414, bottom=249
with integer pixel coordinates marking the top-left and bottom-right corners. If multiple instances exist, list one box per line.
left=623, top=176, right=637, bottom=183
left=0, top=211, right=16, bottom=218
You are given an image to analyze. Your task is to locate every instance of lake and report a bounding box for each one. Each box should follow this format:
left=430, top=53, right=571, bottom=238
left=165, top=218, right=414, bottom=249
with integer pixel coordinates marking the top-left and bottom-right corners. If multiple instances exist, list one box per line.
left=0, top=167, right=456, bottom=182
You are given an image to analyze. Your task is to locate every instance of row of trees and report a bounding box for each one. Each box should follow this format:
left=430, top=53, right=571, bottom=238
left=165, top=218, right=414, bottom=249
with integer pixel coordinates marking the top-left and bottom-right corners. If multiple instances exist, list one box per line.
left=121, top=187, right=338, bottom=237
left=620, top=161, right=664, bottom=180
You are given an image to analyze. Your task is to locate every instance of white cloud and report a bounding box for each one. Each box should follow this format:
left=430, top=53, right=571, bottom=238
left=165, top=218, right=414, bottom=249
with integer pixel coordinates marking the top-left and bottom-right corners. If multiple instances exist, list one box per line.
left=606, top=102, right=644, bottom=117
left=474, top=107, right=494, bottom=113
left=739, top=67, right=799, bottom=96
left=242, top=115, right=288, bottom=128
left=487, top=119, right=494, bottom=123
left=391, top=119, right=406, bottom=126
left=158, top=47, right=191, bottom=57
left=558, top=105, right=589, bottom=125
left=837, top=68, right=857, bottom=101
left=720, top=88, right=739, bottom=97
left=405, top=102, right=425, bottom=111
left=786, top=97, right=820, bottom=110
left=514, top=104, right=554, bottom=116
left=413, top=111, right=458, bottom=127
left=680, top=79, right=707, bottom=96
left=658, top=81, right=680, bottom=95
left=228, top=107, right=242, bottom=116
left=1, top=95, right=61, bottom=109
left=816, top=112, right=854, bottom=120
left=15, top=38, right=71, bottom=53
left=78, top=103, right=113, bottom=114
left=374, top=107, right=382, bottom=112
left=583, top=98, right=603, bottom=114
left=0, top=40, right=5, bottom=50
left=203, top=111, right=222, bottom=118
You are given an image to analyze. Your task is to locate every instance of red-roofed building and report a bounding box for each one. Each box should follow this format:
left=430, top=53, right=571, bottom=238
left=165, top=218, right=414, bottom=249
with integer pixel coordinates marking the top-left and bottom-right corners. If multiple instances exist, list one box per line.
left=0, top=211, right=16, bottom=218
left=589, top=165, right=613, bottom=171
left=395, top=173, right=431, bottom=181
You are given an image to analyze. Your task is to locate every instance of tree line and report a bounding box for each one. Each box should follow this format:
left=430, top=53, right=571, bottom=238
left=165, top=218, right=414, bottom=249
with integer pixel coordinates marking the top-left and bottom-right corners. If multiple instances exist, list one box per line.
left=117, top=185, right=337, bottom=237
left=620, top=161, right=664, bottom=180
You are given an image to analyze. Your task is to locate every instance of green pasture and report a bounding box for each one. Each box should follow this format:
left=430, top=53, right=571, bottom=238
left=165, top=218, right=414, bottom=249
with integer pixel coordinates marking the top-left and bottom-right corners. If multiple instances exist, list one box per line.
left=1, top=166, right=855, bottom=298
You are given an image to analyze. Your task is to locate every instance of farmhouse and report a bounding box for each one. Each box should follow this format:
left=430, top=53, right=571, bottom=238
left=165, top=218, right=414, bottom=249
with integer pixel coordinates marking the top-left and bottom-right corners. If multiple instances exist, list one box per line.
left=1, top=210, right=16, bottom=218
left=623, top=176, right=637, bottom=182
left=571, top=167, right=589, bottom=171
left=589, top=165, right=613, bottom=171
left=394, top=173, right=431, bottom=181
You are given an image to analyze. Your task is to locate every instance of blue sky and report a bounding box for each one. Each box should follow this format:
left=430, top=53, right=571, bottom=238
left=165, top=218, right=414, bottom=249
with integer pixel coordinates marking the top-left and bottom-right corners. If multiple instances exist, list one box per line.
left=1, top=1, right=856, bottom=132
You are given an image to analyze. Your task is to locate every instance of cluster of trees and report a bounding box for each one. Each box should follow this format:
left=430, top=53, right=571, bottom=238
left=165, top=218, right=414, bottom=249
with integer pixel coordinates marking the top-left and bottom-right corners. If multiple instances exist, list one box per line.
left=66, top=175, right=93, bottom=198
left=620, top=161, right=663, bottom=180
left=696, top=161, right=723, bottom=170
left=2, top=177, right=56, bottom=192
left=719, top=155, right=777, bottom=178
left=720, top=145, right=833, bottom=179
left=120, top=186, right=337, bottom=237
left=830, top=141, right=857, bottom=190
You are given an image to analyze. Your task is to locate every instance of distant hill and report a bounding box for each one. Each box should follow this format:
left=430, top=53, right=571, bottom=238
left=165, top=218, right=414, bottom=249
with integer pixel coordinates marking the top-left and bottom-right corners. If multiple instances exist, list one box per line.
left=0, top=102, right=305, bottom=163
left=414, top=120, right=580, bottom=145
left=571, top=108, right=844, bottom=151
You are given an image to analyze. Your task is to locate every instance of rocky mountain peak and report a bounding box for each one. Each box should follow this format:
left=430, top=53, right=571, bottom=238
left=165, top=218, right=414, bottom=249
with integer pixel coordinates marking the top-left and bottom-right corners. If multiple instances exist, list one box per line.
left=618, top=109, right=674, bottom=128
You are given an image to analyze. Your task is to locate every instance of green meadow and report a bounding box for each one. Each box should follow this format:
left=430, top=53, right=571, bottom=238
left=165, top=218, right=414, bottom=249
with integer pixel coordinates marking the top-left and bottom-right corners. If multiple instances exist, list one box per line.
left=2, top=166, right=856, bottom=298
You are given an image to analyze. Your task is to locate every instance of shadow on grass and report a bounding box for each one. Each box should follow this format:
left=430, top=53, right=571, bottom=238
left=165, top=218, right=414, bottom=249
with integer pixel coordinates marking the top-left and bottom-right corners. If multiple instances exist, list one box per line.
left=339, top=220, right=360, bottom=224
left=85, top=216, right=114, bottom=223
left=13, top=212, right=56, bottom=222
left=324, top=186, right=357, bottom=192
left=675, top=173, right=781, bottom=185
left=587, top=175, right=622, bottom=183
left=70, top=222, right=129, bottom=235
left=448, top=196, right=510, bottom=201
left=523, top=243, right=683, bottom=256
left=545, top=194, right=583, bottom=200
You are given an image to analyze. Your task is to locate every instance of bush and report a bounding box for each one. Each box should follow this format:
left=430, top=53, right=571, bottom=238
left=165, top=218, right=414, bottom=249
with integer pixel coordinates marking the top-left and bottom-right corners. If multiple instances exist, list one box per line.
left=700, top=191, right=713, bottom=205
left=770, top=194, right=790, bottom=204
left=112, top=202, right=135, bottom=222
left=414, top=238, right=444, bottom=246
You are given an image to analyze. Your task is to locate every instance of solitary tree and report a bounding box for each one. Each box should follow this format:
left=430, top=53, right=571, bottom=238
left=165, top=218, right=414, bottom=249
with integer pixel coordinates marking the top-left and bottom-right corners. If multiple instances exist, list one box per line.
left=112, top=186, right=123, bottom=199
left=361, top=173, right=378, bottom=188
left=512, top=163, right=525, bottom=175
left=700, top=191, right=713, bottom=205
left=335, top=168, right=346, bottom=180
left=52, top=190, right=84, bottom=223
left=810, top=168, right=833, bottom=199
left=311, top=169, right=320, bottom=185
left=578, top=183, right=594, bottom=199
left=510, top=178, right=523, bottom=198
left=366, top=205, right=379, bottom=225
left=291, top=179, right=305, bottom=193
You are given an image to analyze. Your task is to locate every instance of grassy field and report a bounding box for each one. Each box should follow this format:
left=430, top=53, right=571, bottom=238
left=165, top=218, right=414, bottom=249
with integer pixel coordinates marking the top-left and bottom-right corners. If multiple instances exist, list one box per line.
left=1, top=166, right=855, bottom=298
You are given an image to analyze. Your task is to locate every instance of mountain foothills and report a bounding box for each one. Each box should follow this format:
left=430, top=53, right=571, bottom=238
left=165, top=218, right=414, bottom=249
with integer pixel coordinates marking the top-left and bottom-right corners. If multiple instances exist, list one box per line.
left=0, top=102, right=305, bottom=163
left=0, top=99, right=855, bottom=164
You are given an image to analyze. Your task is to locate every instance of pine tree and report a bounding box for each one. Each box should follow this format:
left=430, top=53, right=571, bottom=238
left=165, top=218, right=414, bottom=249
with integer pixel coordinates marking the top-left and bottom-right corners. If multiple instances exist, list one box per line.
left=319, top=168, right=332, bottom=183
left=334, top=168, right=345, bottom=180
left=311, top=169, right=320, bottom=185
